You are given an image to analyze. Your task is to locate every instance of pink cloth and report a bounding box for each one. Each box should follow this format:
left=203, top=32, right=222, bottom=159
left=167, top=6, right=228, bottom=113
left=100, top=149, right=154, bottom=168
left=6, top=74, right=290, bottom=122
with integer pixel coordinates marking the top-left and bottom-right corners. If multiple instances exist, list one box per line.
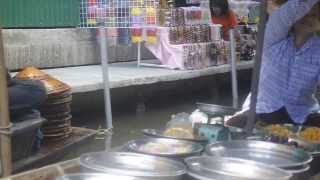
left=145, top=27, right=186, bottom=70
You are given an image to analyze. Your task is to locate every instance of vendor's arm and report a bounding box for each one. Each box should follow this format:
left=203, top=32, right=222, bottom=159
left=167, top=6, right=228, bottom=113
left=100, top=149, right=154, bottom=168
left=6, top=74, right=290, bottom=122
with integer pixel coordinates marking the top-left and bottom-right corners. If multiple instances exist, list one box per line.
left=264, top=0, right=320, bottom=48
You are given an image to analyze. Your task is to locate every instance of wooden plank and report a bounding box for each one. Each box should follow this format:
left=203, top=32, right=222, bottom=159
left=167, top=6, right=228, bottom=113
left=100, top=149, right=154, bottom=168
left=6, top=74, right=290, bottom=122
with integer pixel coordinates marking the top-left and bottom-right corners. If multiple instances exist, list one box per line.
left=13, top=127, right=96, bottom=173
left=0, top=27, right=12, bottom=176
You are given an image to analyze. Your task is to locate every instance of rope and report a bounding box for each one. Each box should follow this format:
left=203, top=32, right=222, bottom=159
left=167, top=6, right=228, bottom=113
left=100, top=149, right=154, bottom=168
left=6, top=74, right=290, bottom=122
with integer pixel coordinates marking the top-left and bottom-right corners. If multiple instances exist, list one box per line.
left=0, top=123, right=12, bottom=135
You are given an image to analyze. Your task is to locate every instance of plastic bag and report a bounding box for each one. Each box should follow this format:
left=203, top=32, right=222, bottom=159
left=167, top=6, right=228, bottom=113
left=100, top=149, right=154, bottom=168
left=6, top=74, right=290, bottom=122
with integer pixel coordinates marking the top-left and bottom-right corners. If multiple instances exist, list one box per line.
left=164, top=113, right=194, bottom=139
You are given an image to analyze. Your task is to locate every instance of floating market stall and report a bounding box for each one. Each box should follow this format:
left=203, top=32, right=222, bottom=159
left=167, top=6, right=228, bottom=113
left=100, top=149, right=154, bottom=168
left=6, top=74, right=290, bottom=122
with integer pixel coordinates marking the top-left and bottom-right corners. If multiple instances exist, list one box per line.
left=3, top=0, right=320, bottom=180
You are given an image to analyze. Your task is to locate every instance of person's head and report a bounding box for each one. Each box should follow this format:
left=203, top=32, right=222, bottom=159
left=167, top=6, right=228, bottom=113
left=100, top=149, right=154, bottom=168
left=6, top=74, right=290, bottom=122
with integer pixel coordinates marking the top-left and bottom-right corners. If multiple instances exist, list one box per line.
left=294, top=3, right=320, bottom=34
left=270, top=0, right=320, bottom=34
left=210, top=0, right=230, bottom=17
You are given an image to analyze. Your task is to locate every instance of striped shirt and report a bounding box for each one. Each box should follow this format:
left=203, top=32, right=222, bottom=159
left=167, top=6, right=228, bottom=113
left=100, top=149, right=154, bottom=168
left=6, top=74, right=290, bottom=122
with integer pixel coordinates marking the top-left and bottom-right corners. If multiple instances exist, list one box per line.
left=256, top=0, right=320, bottom=124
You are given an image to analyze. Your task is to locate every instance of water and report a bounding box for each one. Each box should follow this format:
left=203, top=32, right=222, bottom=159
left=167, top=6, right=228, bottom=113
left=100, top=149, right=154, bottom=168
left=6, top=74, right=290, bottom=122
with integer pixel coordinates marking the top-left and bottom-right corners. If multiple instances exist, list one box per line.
left=68, top=83, right=250, bottom=158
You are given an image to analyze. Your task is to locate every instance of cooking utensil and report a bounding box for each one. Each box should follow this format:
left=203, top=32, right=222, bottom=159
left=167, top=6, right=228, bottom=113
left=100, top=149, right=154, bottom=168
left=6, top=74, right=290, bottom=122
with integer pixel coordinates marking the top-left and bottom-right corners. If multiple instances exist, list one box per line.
left=142, top=129, right=208, bottom=143
left=126, top=138, right=203, bottom=158
left=56, top=173, right=141, bottom=180
left=185, top=156, right=292, bottom=180
left=80, top=152, right=186, bottom=180
left=196, top=103, right=239, bottom=117
left=205, top=140, right=312, bottom=168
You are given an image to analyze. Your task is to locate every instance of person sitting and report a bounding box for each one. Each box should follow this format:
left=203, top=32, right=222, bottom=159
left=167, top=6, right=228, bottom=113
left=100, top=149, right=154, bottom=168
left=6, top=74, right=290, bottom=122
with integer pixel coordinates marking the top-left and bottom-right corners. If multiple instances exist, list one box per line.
left=210, top=0, right=238, bottom=41
left=6, top=70, right=47, bottom=121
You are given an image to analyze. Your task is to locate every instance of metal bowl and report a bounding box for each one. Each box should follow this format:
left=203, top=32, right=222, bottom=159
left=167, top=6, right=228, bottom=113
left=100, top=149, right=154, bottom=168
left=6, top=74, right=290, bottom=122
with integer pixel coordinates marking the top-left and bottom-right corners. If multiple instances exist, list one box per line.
left=80, top=152, right=186, bottom=179
left=205, top=140, right=312, bottom=168
left=185, top=156, right=292, bottom=180
left=56, top=173, right=141, bottom=180
left=196, top=103, right=239, bottom=116
left=126, top=138, right=203, bottom=158
left=142, top=129, right=208, bottom=143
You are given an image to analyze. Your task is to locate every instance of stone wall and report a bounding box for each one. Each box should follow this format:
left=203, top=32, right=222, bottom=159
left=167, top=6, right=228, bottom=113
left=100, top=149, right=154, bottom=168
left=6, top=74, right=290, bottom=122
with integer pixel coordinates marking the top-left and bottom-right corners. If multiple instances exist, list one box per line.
left=3, top=28, right=155, bottom=70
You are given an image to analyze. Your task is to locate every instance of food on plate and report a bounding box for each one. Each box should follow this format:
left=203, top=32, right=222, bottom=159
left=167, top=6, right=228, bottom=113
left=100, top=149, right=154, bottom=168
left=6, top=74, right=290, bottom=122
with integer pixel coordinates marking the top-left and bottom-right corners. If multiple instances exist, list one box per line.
left=299, top=127, right=320, bottom=142
left=264, top=124, right=293, bottom=138
left=139, top=142, right=190, bottom=154
left=163, top=127, right=194, bottom=139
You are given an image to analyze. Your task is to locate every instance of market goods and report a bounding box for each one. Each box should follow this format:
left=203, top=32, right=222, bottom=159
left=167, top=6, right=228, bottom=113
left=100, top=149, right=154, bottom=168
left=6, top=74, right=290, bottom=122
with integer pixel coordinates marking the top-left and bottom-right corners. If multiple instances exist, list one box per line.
left=163, top=127, right=194, bottom=139
left=264, top=124, right=293, bottom=138
left=299, top=127, right=320, bottom=142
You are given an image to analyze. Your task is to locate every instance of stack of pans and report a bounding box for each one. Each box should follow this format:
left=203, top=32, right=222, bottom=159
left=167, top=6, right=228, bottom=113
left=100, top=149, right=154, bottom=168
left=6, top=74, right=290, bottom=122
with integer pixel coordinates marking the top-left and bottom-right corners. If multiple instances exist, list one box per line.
left=205, top=140, right=313, bottom=179
left=16, top=67, right=73, bottom=142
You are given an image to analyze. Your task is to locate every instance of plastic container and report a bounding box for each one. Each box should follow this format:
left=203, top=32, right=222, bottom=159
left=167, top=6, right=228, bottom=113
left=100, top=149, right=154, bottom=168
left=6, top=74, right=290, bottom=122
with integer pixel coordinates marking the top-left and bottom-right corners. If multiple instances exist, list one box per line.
left=11, top=110, right=45, bottom=161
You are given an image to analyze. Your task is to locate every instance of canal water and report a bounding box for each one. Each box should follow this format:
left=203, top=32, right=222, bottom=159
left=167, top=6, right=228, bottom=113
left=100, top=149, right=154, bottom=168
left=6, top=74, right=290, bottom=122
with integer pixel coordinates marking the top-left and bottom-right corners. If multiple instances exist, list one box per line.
left=66, top=81, right=250, bottom=159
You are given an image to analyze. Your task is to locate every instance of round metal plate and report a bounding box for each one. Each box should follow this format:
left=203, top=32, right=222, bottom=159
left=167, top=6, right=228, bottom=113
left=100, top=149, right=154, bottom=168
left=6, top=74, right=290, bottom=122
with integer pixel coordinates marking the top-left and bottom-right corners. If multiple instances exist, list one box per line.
left=185, top=156, right=292, bottom=180
left=80, top=152, right=186, bottom=177
left=142, top=129, right=208, bottom=143
left=56, top=173, right=142, bottom=180
left=205, top=140, right=312, bottom=168
left=126, top=138, right=203, bottom=158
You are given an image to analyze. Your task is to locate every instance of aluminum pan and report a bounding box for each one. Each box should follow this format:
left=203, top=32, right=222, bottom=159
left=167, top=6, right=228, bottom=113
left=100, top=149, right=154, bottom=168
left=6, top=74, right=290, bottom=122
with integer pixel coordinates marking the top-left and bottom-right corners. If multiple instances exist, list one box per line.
left=185, top=157, right=292, bottom=180
left=126, top=138, right=203, bottom=158
left=56, top=173, right=141, bottom=180
left=205, top=140, right=312, bottom=168
left=80, top=152, right=186, bottom=177
left=142, top=129, right=208, bottom=143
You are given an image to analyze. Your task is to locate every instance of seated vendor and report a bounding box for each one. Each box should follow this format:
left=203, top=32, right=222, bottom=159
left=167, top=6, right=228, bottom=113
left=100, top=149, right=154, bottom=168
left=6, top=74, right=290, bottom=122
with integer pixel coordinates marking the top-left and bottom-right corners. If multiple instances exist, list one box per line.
left=231, top=0, right=320, bottom=127
left=7, top=70, right=47, bottom=120
left=210, top=0, right=238, bottom=41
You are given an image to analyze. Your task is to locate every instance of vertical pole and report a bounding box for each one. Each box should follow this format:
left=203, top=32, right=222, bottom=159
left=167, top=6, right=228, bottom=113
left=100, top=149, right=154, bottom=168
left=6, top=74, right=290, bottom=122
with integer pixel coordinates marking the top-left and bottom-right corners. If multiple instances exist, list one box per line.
left=137, top=41, right=142, bottom=68
left=0, top=28, right=12, bottom=176
left=99, top=27, right=113, bottom=130
left=245, top=1, right=268, bottom=135
left=229, top=29, right=239, bottom=109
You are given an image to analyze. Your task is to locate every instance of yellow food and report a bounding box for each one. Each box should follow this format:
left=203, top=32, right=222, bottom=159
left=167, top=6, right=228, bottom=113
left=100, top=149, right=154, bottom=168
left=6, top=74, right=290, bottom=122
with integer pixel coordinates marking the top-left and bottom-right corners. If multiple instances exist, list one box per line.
left=265, top=124, right=293, bottom=138
left=163, top=127, right=194, bottom=139
left=300, top=127, right=320, bottom=142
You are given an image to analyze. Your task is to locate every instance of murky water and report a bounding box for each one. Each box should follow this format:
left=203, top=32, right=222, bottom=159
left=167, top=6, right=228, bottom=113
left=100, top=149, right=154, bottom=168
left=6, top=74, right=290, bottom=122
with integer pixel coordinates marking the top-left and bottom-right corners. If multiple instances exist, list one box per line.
left=67, top=83, right=250, bottom=159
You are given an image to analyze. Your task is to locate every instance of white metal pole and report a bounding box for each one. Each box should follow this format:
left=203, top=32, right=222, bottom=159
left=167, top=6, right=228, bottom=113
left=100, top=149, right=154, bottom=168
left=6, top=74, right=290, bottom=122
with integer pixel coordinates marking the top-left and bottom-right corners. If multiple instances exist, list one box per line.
left=245, top=0, right=268, bottom=135
left=99, top=27, right=113, bottom=130
left=230, top=29, right=239, bottom=109
left=137, top=41, right=142, bottom=68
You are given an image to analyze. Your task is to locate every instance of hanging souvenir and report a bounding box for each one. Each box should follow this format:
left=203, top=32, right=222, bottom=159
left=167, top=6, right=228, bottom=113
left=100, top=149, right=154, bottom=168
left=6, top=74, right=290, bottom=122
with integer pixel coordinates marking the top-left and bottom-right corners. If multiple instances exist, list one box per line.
left=146, top=7, right=157, bottom=25
left=87, top=0, right=98, bottom=26
left=146, top=28, right=158, bottom=44
left=131, top=28, right=143, bottom=43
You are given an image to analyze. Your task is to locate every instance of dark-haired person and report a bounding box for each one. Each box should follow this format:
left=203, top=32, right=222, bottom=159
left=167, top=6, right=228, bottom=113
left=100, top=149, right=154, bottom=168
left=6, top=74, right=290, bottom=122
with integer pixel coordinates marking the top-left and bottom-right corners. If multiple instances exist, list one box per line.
left=6, top=71, right=47, bottom=121
left=210, top=0, right=238, bottom=40
left=234, top=0, right=320, bottom=127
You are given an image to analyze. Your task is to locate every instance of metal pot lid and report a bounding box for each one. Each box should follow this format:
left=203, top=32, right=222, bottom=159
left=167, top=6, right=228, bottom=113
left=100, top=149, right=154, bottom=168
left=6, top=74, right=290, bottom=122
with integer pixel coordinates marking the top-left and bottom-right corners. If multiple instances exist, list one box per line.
left=185, top=157, right=292, bottom=180
left=56, top=173, right=141, bottom=180
left=126, top=138, right=203, bottom=157
left=205, top=140, right=312, bottom=168
left=80, top=152, right=186, bottom=177
left=142, top=129, right=208, bottom=142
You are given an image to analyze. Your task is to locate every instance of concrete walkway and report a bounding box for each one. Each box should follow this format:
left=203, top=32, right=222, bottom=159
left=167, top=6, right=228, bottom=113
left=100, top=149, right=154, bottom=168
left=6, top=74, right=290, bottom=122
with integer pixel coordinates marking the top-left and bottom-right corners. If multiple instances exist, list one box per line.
left=41, top=60, right=254, bottom=93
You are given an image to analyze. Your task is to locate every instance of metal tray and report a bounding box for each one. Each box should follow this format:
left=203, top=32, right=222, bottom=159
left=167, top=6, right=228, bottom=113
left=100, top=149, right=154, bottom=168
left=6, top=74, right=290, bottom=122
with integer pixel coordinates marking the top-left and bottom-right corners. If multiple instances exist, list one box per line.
left=80, top=152, right=186, bottom=178
left=196, top=103, right=239, bottom=116
left=205, top=140, right=312, bottom=168
left=142, top=129, right=208, bottom=143
left=126, top=138, right=203, bottom=158
left=185, top=156, right=292, bottom=180
left=56, top=173, right=140, bottom=180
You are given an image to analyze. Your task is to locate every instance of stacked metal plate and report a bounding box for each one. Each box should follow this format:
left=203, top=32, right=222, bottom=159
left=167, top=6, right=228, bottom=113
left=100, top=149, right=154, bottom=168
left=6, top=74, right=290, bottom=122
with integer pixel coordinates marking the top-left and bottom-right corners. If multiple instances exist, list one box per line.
left=79, top=152, right=187, bottom=180
left=185, top=156, right=292, bottom=180
left=205, top=140, right=312, bottom=179
left=16, top=67, right=73, bottom=142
